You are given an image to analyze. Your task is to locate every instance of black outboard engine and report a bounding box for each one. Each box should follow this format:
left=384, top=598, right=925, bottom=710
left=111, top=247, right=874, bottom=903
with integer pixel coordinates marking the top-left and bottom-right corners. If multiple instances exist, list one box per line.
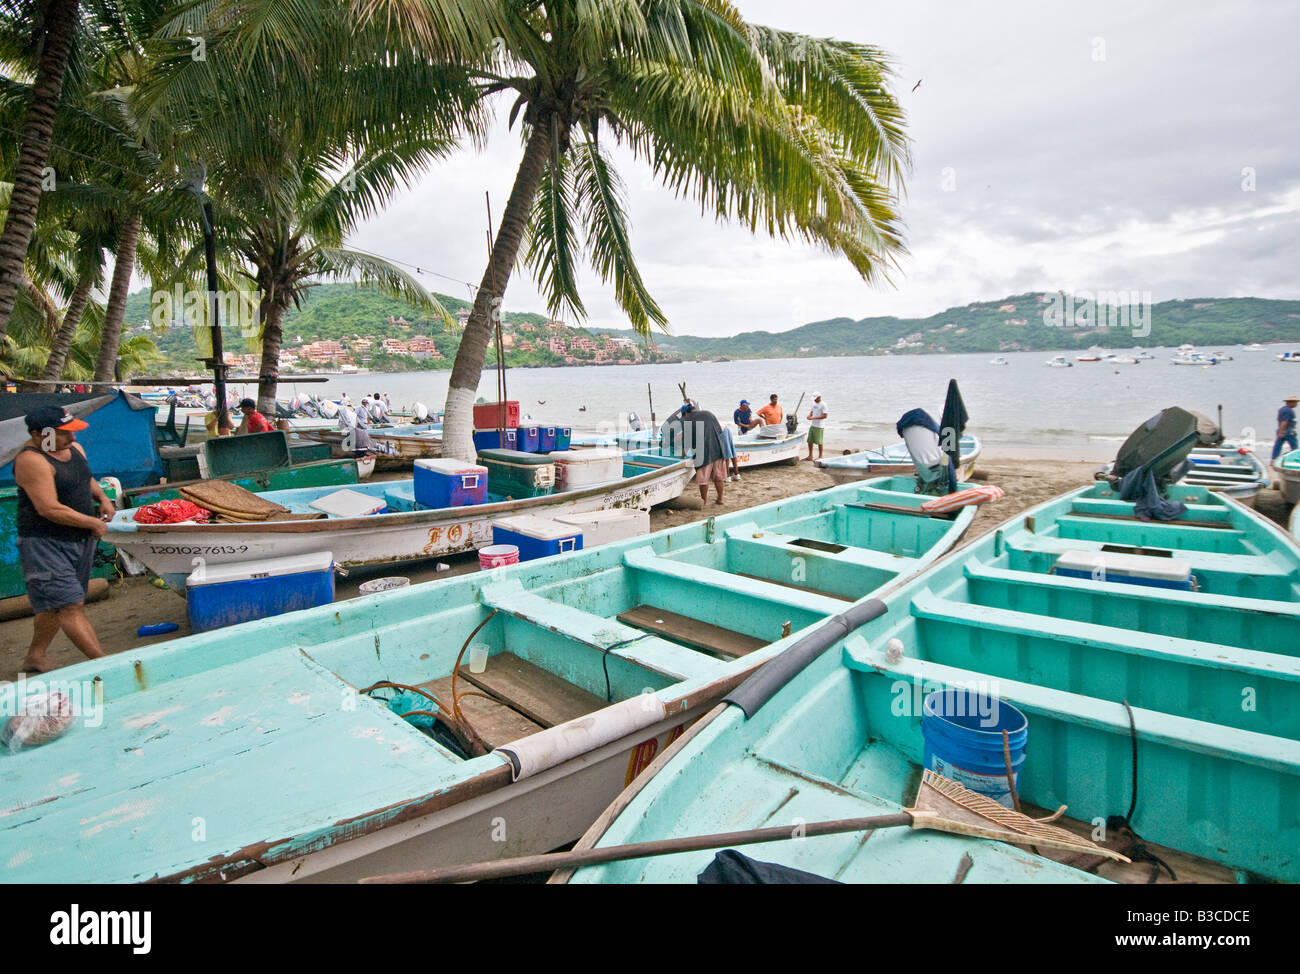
left=1108, top=406, right=1199, bottom=491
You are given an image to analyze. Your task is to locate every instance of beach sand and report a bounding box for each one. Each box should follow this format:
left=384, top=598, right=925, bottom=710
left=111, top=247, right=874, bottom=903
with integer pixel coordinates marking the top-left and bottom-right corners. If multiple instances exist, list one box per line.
left=2, top=450, right=1292, bottom=678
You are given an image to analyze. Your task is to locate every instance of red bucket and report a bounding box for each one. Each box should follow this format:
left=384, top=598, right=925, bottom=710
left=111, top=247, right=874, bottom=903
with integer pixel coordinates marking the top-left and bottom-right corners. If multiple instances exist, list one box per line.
left=478, top=544, right=520, bottom=569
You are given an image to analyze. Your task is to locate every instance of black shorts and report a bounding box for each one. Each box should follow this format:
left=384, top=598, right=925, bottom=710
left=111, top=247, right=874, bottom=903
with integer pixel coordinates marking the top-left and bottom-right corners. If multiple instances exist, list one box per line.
left=18, top=535, right=95, bottom=613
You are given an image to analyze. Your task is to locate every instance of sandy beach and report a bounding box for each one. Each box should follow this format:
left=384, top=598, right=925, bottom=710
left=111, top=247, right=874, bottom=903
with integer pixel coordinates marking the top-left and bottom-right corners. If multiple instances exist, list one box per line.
left=2, top=448, right=1291, bottom=679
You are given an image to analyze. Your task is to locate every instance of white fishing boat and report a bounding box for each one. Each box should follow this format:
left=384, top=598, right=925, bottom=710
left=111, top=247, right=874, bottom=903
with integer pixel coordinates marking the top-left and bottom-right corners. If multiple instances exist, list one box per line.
left=1279, top=351, right=1300, bottom=363
left=818, top=433, right=981, bottom=484
left=1179, top=446, right=1271, bottom=508
left=1102, top=353, right=1139, bottom=365
left=1171, top=350, right=1220, bottom=366
left=107, top=455, right=693, bottom=589
left=1045, top=355, right=1072, bottom=368
left=989, top=356, right=1009, bottom=366
left=1244, top=343, right=1268, bottom=352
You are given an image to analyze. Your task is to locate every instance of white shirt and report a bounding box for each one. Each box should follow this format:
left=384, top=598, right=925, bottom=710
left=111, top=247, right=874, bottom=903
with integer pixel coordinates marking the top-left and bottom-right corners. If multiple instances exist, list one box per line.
left=809, top=401, right=827, bottom=428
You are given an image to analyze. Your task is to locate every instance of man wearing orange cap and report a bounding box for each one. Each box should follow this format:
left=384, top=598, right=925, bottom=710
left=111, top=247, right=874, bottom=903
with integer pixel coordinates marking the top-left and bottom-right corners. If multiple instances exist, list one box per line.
left=12, top=406, right=112, bottom=673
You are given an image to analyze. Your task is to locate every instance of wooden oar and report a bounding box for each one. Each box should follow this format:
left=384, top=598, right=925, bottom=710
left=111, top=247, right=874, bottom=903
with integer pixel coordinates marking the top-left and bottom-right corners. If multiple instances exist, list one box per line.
left=360, top=770, right=1128, bottom=884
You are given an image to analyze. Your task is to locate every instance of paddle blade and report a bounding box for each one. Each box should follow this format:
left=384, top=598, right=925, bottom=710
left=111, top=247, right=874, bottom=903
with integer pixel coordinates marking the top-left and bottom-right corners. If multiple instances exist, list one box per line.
left=908, top=771, right=1130, bottom=863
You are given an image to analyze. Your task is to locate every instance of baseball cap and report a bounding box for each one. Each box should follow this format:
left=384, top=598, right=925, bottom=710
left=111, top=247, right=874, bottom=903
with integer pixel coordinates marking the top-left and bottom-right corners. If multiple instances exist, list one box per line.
left=739, top=399, right=749, bottom=405
left=25, top=406, right=88, bottom=432
left=812, top=391, right=822, bottom=399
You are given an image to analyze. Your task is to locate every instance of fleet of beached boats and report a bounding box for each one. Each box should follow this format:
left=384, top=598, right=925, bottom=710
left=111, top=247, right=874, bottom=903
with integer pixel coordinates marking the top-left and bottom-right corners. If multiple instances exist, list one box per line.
left=563, top=480, right=1300, bottom=884
left=2, top=475, right=979, bottom=882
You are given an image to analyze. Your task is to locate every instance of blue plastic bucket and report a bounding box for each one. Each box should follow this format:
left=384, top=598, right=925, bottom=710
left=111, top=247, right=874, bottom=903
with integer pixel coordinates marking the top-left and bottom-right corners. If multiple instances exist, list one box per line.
left=921, top=689, right=1028, bottom=808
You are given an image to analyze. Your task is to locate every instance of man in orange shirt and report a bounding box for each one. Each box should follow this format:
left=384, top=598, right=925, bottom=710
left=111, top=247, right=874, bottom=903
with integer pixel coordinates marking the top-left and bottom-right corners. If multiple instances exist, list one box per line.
left=756, top=393, right=783, bottom=426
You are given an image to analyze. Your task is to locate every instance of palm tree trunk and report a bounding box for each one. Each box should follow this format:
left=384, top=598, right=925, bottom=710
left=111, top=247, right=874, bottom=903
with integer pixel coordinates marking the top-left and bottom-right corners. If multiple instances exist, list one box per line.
left=256, top=296, right=285, bottom=415
left=41, top=264, right=96, bottom=380
left=0, top=0, right=80, bottom=340
left=93, top=212, right=142, bottom=384
left=443, top=121, right=554, bottom=461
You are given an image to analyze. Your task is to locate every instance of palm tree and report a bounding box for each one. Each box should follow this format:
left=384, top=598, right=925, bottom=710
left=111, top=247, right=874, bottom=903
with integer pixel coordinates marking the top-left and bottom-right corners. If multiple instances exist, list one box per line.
left=433, top=3, right=909, bottom=459
left=0, top=0, right=85, bottom=340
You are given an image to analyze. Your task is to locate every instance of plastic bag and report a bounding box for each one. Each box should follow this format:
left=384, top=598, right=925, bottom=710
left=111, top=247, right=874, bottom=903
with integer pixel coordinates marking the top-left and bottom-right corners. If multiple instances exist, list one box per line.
left=132, top=500, right=211, bottom=524
left=3, top=692, right=75, bottom=753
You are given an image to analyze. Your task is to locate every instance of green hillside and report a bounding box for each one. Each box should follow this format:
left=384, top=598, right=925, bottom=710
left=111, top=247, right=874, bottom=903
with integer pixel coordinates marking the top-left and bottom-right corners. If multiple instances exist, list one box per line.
left=122, top=283, right=1300, bottom=374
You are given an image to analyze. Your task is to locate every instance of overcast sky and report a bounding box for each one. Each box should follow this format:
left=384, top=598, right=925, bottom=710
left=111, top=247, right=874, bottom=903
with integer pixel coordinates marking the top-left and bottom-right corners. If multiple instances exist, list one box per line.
left=346, top=1, right=1300, bottom=338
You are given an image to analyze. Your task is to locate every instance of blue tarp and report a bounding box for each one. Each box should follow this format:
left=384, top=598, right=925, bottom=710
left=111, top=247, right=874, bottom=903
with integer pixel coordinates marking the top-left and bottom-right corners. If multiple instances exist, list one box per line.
left=0, top=391, right=164, bottom=489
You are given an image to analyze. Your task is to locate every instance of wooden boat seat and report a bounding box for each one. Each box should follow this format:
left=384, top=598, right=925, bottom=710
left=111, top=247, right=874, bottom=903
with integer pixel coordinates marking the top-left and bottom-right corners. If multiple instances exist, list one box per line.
left=1054, top=513, right=1249, bottom=551
left=907, top=590, right=1300, bottom=735
left=963, top=560, right=1300, bottom=625
left=621, top=546, right=847, bottom=616
left=1069, top=496, right=1233, bottom=524
left=461, top=653, right=608, bottom=727
left=616, top=605, right=766, bottom=659
left=415, top=674, right=544, bottom=750
left=1007, top=534, right=1293, bottom=589
left=479, top=580, right=727, bottom=681
left=722, top=525, right=917, bottom=574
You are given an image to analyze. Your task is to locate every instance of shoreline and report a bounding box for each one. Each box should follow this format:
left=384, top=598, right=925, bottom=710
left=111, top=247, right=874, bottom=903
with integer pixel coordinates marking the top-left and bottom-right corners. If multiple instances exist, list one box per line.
left=1, top=456, right=1291, bottom=677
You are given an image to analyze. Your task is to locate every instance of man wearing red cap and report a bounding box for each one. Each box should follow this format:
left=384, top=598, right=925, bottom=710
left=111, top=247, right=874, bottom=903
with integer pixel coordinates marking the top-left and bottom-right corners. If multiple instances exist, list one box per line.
left=12, top=406, right=113, bottom=673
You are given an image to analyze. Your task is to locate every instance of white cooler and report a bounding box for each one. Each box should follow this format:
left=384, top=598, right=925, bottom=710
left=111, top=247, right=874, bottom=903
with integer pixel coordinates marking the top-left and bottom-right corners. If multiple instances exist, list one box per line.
left=549, top=448, right=624, bottom=489
left=553, top=508, right=650, bottom=547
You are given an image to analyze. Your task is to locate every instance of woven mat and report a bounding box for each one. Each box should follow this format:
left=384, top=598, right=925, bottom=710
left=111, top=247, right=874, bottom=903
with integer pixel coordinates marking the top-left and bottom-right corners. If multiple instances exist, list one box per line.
left=179, top=480, right=290, bottom=521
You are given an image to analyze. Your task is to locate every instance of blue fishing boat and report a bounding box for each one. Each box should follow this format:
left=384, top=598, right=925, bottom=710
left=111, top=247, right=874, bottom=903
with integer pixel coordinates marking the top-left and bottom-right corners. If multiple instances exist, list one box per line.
left=563, top=480, right=1300, bottom=884
left=0, top=475, right=978, bottom=882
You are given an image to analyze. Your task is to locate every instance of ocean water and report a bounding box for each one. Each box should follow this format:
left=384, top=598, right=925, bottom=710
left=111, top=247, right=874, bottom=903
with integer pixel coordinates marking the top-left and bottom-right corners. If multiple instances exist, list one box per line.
left=229, top=345, right=1300, bottom=460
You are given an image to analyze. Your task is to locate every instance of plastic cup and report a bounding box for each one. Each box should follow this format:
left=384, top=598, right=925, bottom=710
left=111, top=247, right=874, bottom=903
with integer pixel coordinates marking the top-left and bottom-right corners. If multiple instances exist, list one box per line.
left=468, top=643, right=489, bottom=674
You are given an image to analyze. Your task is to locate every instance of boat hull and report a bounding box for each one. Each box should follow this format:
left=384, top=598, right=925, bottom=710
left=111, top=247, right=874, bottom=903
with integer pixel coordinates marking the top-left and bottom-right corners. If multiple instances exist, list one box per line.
left=819, top=435, right=981, bottom=485
left=1276, top=450, right=1300, bottom=505
left=108, top=461, right=693, bottom=589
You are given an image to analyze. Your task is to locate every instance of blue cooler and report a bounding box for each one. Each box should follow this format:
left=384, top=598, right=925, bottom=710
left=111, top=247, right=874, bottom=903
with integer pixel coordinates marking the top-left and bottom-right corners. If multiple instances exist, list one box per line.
left=554, top=427, right=572, bottom=451
left=414, top=458, right=489, bottom=508
left=538, top=425, right=559, bottom=452
left=516, top=426, right=541, bottom=452
left=1053, top=550, right=1194, bottom=590
left=186, top=551, right=335, bottom=632
left=492, top=515, right=583, bottom=561
left=473, top=429, right=519, bottom=451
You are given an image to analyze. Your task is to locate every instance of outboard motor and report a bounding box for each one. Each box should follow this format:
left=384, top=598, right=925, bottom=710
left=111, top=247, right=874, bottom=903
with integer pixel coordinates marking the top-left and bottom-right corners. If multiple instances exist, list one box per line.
left=414, top=402, right=429, bottom=422
left=896, top=408, right=954, bottom=496
left=627, top=411, right=642, bottom=432
left=1109, top=406, right=1199, bottom=491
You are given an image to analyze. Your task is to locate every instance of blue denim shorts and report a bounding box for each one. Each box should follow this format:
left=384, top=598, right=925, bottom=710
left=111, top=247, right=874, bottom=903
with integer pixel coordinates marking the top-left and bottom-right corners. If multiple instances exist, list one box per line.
left=18, top=535, right=95, bottom=613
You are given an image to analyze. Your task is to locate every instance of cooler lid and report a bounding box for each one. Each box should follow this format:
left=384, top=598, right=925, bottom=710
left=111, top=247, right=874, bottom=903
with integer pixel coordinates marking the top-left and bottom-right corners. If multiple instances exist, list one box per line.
left=494, top=514, right=583, bottom=540
left=1054, top=549, right=1192, bottom=582
left=554, top=508, right=646, bottom=526
left=549, top=448, right=622, bottom=462
left=415, top=458, right=488, bottom=475
left=308, top=488, right=388, bottom=517
left=477, top=448, right=554, bottom=465
left=187, top=550, right=334, bottom=587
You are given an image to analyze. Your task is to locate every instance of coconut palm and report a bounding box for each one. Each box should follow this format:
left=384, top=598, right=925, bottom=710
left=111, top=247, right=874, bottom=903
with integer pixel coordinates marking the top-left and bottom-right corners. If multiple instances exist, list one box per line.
left=433, top=2, right=910, bottom=459
left=0, top=0, right=88, bottom=340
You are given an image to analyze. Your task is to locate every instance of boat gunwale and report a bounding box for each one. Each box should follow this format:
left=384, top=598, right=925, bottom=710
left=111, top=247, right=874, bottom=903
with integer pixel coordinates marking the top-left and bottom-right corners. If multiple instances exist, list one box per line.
left=107, top=457, right=695, bottom=535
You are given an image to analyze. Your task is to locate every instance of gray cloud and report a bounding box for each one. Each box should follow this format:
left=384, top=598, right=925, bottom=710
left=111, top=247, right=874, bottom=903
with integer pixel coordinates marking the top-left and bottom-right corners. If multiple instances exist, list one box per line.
left=347, top=0, right=1300, bottom=337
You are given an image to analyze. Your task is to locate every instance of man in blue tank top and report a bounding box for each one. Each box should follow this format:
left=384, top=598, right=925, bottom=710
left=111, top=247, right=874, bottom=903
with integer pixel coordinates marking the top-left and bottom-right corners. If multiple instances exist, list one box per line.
left=13, top=406, right=114, bottom=673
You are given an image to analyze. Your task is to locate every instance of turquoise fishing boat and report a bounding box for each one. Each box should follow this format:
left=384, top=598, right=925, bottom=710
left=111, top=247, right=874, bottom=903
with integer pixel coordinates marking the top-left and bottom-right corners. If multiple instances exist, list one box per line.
left=565, top=480, right=1300, bottom=884
left=0, top=476, right=976, bottom=883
